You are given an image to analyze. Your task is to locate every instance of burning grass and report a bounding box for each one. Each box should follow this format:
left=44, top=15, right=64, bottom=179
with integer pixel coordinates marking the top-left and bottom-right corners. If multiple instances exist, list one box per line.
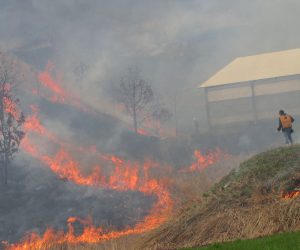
left=5, top=147, right=174, bottom=249
left=137, top=145, right=300, bottom=250
left=1, top=65, right=173, bottom=249
left=1, top=60, right=234, bottom=250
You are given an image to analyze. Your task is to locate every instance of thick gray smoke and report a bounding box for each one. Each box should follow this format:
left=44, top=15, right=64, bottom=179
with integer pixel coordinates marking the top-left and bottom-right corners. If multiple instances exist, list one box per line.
left=2, top=0, right=300, bottom=131
left=1, top=0, right=300, bottom=246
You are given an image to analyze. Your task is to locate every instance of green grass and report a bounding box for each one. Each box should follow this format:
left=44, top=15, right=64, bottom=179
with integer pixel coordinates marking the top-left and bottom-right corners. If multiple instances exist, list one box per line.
left=207, top=144, right=300, bottom=200
left=183, top=231, right=300, bottom=250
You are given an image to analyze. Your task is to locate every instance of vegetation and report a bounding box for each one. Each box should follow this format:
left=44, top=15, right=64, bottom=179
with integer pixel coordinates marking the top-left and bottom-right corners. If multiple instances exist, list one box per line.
left=45, top=145, right=300, bottom=250
left=5, top=146, right=300, bottom=249
left=116, top=67, right=155, bottom=134
left=115, top=67, right=171, bottom=134
left=209, top=144, right=300, bottom=200
left=0, top=53, right=25, bottom=186
left=138, top=145, right=300, bottom=249
left=184, top=231, right=300, bottom=250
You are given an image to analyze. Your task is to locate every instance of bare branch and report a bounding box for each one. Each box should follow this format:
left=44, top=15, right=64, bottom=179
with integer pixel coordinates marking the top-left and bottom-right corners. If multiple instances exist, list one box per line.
left=116, top=67, right=155, bottom=133
left=0, top=52, right=25, bottom=185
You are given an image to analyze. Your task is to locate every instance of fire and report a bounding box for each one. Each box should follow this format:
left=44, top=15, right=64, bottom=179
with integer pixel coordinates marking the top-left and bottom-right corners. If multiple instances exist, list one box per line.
left=2, top=61, right=225, bottom=250
left=137, top=128, right=151, bottom=136
left=3, top=96, right=19, bottom=119
left=38, top=61, right=67, bottom=102
left=281, top=176, right=300, bottom=199
left=21, top=137, right=39, bottom=158
left=180, top=148, right=228, bottom=173
left=282, top=190, right=300, bottom=199
left=4, top=61, right=229, bottom=250
left=36, top=61, right=92, bottom=113
left=1, top=83, right=21, bottom=120
left=24, top=112, right=46, bottom=135
left=8, top=148, right=172, bottom=249
left=6, top=106, right=172, bottom=250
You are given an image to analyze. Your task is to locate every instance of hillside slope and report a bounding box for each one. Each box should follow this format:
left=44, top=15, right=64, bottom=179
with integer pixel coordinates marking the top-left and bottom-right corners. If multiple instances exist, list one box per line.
left=139, top=145, right=300, bottom=250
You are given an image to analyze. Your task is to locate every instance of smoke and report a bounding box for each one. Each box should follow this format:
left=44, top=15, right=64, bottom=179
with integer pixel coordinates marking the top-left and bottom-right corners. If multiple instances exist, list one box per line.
left=0, top=0, right=299, bottom=182
left=1, top=0, right=300, bottom=247
left=2, top=0, right=300, bottom=129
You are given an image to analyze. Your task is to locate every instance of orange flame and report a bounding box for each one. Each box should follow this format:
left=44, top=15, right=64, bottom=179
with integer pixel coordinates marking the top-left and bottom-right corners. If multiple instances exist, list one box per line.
left=180, top=148, right=228, bottom=173
left=38, top=62, right=68, bottom=102
left=3, top=62, right=174, bottom=250
left=1, top=83, right=21, bottom=120
left=36, top=61, right=92, bottom=113
left=3, top=97, right=19, bottom=119
left=137, top=128, right=151, bottom=136
left=7, top=107, right=173, bottom=250
left=282, top=190, right=300, bottom=199
left=8, top=147, right=172, bottom=249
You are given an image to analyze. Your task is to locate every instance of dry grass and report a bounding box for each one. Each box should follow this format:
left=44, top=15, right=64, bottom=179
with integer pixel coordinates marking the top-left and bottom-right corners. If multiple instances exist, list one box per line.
left=169, top=154, right=245, bottom=207
left=35, top=156, right=245, bottom=250
left=138, top=196, right=300, bottom=250
left=10, top=147, right=299, bottom=250
left=135, top=145, right=300, bottom=249
left=44, top=155, right=244, bottom=250
left=47, top=236, right=137, bottom=250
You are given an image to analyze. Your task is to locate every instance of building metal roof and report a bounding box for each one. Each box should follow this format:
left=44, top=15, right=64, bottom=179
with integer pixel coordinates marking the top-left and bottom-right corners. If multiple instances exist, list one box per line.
left=200, top=48, right=300, bottom=88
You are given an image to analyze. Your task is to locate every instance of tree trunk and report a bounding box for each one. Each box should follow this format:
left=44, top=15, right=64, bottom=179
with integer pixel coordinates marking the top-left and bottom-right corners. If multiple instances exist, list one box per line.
left=3, top=155, right=8, bottom=186
left=133, top=83, right=138, bottom=134
left=0, top=161, right=3, bottom=185
left=133, top=109, right=138, bottom=134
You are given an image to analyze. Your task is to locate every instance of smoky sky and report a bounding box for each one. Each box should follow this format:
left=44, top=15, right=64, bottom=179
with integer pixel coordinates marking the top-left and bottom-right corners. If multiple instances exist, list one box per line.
left=1, top=0, right=300, bottom=128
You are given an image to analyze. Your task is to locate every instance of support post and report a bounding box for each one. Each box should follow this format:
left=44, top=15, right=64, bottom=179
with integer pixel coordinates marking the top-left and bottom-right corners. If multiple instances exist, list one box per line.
left=250, top=82, right=258, bottom=123
left=204, top=88, right=211, bottom=130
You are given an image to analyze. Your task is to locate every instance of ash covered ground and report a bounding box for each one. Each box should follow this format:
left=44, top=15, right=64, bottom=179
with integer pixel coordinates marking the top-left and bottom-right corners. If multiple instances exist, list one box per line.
left=0, top=158, right=155, bottom=244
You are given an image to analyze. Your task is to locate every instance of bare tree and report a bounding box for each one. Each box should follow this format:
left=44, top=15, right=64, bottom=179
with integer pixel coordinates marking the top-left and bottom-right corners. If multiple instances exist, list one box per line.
left=0, top=52, right=25, bottom=186
left=118, top=67, right=154, bottom=134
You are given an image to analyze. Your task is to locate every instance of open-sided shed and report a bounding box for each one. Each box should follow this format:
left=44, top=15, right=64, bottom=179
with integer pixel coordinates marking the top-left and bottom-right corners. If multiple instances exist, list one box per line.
left=200, top=48, right=300, bottom=128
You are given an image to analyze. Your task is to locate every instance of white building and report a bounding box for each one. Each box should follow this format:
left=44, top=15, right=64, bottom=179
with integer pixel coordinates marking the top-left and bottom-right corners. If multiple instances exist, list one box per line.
left=200, top=48, right=300, bottom=128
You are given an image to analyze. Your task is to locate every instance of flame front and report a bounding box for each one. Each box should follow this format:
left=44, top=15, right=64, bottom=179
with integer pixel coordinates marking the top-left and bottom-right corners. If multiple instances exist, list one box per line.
left=35, top=62, right=91, bottom=113
left=7, top=104, right=172, bottom=249
left=9, top=103, right=226, bottom=249
left=282, top=191, right=300, bottom=199
left=38, top=62, right=67, bottom=103
left=3, top=62, right=227, bottom=250
left=179, top=148, right=228, bottom=173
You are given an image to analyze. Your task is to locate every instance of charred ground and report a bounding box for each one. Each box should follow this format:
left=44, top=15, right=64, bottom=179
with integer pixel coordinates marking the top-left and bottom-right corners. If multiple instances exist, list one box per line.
left=0, top=159, right=155, bottom=244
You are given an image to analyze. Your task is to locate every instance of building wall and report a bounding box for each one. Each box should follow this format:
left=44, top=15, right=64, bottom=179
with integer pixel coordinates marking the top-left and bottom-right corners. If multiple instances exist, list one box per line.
left=206, top=75, right=300, bottom=126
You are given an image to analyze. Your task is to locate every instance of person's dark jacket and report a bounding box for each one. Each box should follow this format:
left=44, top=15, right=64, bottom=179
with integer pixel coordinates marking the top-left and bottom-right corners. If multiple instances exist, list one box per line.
left=278, top=114, right=294, bottom=131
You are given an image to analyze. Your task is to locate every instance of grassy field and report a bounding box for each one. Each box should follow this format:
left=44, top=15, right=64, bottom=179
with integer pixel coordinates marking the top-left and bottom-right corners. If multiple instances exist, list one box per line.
left=140, top=145, right=300, bottom=249
left=184, top=231, right=300, bottom=250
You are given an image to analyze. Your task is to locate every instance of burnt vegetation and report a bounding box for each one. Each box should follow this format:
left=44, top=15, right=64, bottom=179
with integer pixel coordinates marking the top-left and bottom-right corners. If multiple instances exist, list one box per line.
left=0, top=160, right=155, bottom=244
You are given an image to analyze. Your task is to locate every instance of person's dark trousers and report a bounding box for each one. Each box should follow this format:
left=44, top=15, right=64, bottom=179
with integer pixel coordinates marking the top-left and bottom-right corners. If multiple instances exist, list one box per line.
left=283, top=127, right=293, bottom=145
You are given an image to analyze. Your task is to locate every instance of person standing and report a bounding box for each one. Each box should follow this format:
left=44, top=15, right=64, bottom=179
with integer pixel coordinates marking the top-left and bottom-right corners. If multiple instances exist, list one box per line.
left=277, top=110, right=294, bottom=145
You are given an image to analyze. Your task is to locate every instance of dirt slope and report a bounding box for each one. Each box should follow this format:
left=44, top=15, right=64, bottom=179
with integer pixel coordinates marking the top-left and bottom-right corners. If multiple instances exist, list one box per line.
left=138, top=145, right=300, bottom=250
